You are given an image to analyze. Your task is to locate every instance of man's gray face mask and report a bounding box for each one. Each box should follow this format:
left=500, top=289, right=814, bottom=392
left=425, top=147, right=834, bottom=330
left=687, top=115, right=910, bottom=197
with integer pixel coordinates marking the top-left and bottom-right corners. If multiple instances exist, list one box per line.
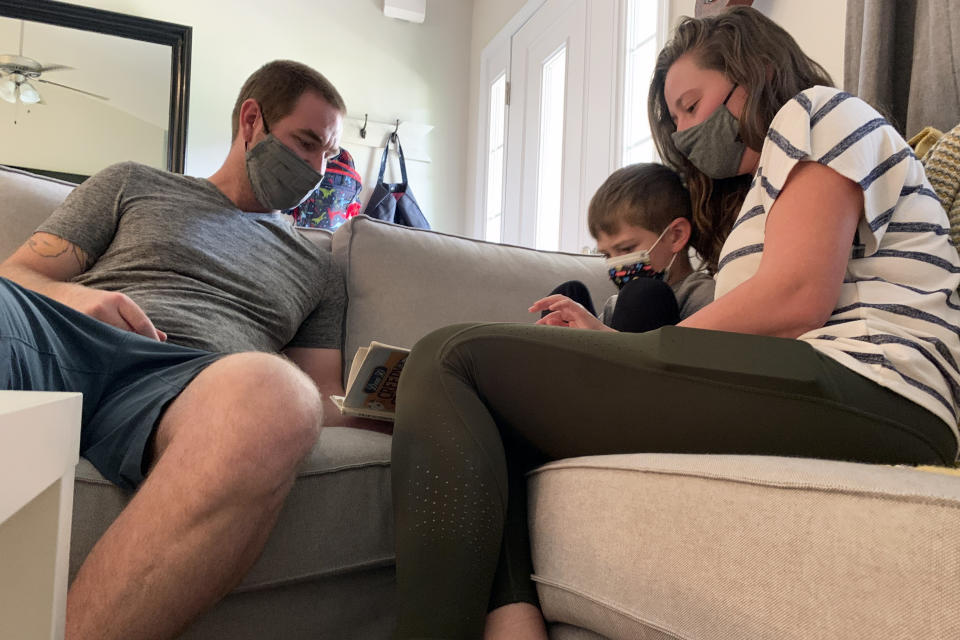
left=670, top=83, right=746, bottom=179
left=245, top=132, right=323, bottom=211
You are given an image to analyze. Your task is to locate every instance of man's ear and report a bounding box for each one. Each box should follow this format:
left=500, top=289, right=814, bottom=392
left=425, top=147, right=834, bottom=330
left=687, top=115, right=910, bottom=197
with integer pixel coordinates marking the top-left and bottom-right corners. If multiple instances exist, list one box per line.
left=237, top=98, right=263, bottom=146
left=669, top=217, right=692, bottom=252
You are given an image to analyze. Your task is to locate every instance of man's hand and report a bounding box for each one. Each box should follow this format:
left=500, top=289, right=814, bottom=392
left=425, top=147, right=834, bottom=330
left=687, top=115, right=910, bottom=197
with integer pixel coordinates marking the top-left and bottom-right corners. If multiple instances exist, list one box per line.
left=529, top=294, right=614, bottom=331
left=57, top=285, right=166, bottom=341
left=0, top=232, right=165, bottom=341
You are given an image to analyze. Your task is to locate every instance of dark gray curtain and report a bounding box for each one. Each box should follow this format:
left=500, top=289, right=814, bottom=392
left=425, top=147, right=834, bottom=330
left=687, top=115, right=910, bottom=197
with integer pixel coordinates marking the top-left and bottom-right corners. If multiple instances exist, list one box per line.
left=845, top=0, right=960, bottom=136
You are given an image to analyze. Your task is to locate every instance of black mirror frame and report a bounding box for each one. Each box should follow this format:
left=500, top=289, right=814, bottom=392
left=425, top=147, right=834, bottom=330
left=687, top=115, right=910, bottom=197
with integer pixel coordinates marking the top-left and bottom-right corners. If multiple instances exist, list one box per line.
left=0, top=0, right=191, bottom=173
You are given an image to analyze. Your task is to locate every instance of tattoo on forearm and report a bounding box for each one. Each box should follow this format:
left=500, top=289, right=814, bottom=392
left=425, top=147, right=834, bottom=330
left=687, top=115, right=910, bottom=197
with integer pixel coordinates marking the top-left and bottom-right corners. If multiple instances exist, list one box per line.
left=72, top=244, right=91, bottom=270
left=28, top=235, right=90, bottom=270
left=28, top=235, right=67, bottom=258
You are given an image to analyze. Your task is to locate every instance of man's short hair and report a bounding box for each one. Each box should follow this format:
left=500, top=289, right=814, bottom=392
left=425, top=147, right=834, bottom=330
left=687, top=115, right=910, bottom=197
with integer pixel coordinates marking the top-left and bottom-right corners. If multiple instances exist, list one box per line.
left=231, top=60, right=347, bottom=140
left=587, top=163, right=693, bottom=238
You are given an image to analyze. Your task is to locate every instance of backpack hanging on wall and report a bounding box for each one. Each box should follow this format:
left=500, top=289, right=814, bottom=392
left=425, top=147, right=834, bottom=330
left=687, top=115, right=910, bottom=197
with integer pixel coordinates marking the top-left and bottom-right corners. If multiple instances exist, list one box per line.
left=287, top=148, right=363, bottom=230
left=363, top=134, right=431, bottom=229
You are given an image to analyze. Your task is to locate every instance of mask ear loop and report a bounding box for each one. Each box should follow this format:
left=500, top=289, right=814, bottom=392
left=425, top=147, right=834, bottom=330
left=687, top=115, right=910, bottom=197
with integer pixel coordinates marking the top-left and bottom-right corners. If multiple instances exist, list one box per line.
left=246, top=104, right=271, bottom=152
left=648, top=224, right=671, bottom=252
left=722, top=83, right=738, bottom=106
left=663, top=251, right=678, bottom=281
left=653, top=221, right=680, bottom=280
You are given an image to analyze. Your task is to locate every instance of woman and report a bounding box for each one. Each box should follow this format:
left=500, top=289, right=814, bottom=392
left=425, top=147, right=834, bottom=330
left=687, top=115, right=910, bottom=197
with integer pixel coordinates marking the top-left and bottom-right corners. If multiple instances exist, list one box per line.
left=391, top=8, right=960, bottom=639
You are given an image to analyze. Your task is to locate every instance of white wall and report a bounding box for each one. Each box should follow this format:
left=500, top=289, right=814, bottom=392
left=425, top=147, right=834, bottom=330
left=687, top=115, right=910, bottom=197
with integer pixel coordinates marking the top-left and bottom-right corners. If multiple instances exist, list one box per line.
left=67, top=0, right=473, bottom=234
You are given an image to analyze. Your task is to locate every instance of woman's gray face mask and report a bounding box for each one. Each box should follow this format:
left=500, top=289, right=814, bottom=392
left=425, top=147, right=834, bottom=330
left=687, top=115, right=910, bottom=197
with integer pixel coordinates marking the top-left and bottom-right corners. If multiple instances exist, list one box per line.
left=245, top=117, right=324, bottom=211
left=670, top=83, right=746, bottom=180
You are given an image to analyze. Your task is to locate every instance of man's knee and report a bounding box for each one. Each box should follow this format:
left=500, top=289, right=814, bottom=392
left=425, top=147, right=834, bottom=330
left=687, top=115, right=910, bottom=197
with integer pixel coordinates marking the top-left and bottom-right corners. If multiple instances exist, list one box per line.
left=160, top=352, right=322, bottom=480
left=219, top=351, right=321, bottom=448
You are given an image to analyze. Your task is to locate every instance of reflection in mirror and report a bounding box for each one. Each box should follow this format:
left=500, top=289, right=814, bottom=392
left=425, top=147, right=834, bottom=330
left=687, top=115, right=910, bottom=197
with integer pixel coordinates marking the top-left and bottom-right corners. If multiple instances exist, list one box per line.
left=0, top=0, right=190, bottom=183
left=0, top=17, right=171, bottom=181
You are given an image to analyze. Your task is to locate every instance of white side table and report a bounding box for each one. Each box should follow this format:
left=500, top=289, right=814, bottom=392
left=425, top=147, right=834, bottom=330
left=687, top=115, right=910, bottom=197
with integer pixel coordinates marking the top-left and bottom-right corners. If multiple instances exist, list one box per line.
left=0, top=391, right=82, bottom=640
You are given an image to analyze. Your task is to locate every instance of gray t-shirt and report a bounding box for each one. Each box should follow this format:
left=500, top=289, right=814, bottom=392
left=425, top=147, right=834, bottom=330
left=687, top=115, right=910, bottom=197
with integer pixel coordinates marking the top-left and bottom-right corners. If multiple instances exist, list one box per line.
left=600, top=270, right=715, bottom=326
left=38, top=162, right=345, bottom=354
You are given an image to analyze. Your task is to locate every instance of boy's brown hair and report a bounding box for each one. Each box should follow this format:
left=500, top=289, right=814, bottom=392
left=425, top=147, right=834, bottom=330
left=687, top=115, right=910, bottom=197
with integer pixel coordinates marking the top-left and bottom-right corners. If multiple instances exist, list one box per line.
left=587, top=163, right=694, bottom=240
left=231, top=60, right=347, bottom=140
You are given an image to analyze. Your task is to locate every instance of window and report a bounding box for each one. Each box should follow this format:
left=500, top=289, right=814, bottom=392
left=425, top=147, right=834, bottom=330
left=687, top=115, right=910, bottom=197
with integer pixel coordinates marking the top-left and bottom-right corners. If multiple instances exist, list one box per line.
left=621, top=0, right=665, bottom=166
left=534, top=46, right=567, bottom=251
left=484, top=73, right=507, bottom=242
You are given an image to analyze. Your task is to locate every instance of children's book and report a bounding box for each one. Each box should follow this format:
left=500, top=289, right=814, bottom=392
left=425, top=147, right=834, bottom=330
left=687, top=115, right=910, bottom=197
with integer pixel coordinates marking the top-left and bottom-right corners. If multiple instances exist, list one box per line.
left=330, top=341, right=410, bottom=422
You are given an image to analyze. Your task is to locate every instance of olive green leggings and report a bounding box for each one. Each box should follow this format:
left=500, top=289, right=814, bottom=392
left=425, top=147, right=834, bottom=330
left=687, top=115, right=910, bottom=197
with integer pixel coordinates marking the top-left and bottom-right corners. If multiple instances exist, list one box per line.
left=391, top=323, right=955, bottom=639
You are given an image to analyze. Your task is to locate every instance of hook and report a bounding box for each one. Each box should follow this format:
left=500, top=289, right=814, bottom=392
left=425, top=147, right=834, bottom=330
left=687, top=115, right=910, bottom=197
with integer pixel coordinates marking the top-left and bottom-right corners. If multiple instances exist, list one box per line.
left=359, top=113, right=368, bottom=139
left=391, top=119, right=400, bottom=143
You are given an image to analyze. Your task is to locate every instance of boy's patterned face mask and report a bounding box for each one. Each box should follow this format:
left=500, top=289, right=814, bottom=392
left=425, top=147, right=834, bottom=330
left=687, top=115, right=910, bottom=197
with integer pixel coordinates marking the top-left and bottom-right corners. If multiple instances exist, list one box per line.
left=604, top=225, right=671, bottom=289
left=606, top=251, right=664, bottom=289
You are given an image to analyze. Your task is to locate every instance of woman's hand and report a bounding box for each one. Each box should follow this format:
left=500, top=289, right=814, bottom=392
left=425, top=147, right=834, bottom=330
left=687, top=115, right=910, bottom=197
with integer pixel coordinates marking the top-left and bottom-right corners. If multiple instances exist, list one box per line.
left=529, top=294, right=615, bottom=331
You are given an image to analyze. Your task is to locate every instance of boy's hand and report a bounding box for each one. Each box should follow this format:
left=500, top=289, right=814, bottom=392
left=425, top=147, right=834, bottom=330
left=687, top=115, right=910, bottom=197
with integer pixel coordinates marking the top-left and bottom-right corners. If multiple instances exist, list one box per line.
left=529, top=294, right=615, bottom=331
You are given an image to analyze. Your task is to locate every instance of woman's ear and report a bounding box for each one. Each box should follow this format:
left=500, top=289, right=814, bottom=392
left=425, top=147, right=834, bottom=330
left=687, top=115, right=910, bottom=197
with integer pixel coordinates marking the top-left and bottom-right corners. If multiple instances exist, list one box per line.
left=669, top=217, right=692, bottom=252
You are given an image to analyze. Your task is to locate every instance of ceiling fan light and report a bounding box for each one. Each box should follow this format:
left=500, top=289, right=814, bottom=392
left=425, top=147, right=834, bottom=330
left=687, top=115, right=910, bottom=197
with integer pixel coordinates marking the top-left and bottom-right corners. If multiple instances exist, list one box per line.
left=18, top=80, right=40, bottom=104
left=0, top=77, right=15, bottom=103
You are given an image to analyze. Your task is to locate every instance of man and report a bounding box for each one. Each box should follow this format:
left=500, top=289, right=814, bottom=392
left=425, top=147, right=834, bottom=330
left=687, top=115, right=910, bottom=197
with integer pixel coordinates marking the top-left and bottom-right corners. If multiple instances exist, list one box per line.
left=0, top=60, right=355, bottom=639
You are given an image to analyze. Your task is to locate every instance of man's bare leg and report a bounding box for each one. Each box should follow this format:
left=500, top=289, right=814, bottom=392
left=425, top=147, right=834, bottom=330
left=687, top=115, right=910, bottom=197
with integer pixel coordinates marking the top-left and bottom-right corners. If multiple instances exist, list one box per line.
left=65, top=352, right=322, bottom=640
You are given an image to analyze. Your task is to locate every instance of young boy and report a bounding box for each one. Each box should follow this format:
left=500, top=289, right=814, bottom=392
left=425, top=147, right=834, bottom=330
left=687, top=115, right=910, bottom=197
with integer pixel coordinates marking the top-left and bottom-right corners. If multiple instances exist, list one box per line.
left=531, top=162, right=714, bottom=332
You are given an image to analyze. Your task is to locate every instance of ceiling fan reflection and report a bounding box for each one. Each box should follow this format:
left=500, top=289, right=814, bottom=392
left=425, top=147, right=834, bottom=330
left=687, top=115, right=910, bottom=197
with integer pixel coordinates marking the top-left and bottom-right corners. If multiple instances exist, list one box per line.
left=0, top=54, right=109, bottom=105
left=1, top=17, right=110, bottom=105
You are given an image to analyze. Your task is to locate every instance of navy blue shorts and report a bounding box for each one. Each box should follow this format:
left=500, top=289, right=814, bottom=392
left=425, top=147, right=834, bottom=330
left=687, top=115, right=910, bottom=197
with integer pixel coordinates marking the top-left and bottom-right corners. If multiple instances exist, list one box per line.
left=0, top=277, right=224, bottom=490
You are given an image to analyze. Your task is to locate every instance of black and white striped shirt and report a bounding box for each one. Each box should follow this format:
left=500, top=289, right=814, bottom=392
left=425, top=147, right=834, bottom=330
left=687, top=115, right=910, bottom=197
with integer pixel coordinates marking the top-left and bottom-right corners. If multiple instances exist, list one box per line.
left=715, top=86, right=960, bottom=439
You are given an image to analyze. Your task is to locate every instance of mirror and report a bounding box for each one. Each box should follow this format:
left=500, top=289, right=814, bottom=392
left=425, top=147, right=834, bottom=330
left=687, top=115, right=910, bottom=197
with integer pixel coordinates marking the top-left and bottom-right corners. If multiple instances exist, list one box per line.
left=0, top=0, right=190, bottom=182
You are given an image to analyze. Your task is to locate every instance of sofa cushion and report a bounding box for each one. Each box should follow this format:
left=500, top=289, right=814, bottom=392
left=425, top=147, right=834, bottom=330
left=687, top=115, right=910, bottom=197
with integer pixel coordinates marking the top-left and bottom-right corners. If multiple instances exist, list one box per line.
left=332, top=215, right=617, bottom=374
left=548, top=624, right=611, bottom=640
left=0, top=165, right=77, bottom=261
left=529, top=454, right=960, bottom=640
left=70, top=426, right=393, bottom=590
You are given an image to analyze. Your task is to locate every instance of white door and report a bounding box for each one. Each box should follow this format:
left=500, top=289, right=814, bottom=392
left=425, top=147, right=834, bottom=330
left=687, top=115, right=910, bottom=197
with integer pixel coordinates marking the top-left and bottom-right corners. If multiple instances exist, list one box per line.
left=500, top=0, right=619, bottom=253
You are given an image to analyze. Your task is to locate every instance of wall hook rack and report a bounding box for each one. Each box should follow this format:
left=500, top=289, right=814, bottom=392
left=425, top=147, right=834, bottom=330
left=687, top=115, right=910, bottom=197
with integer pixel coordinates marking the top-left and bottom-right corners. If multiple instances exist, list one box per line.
left=342, top=114, right=434, bottom=163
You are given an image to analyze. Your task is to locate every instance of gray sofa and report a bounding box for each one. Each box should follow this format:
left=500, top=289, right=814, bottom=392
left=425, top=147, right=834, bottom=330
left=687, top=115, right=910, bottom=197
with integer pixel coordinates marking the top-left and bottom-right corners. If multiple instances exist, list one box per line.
left=3, top=164, right=960, bottom=639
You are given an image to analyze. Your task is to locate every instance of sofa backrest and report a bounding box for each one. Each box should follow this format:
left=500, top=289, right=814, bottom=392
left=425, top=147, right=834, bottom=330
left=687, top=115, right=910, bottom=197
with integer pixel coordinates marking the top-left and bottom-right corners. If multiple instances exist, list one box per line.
left=0, top=165, right=77, bottom=261
left=332, top=215, right=616, bottom=374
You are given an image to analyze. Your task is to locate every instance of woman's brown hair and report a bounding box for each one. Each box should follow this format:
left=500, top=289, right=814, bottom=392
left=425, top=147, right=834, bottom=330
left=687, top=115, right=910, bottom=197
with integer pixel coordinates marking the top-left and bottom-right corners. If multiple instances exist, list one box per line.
left=648, top=7, right=833, bottom=272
